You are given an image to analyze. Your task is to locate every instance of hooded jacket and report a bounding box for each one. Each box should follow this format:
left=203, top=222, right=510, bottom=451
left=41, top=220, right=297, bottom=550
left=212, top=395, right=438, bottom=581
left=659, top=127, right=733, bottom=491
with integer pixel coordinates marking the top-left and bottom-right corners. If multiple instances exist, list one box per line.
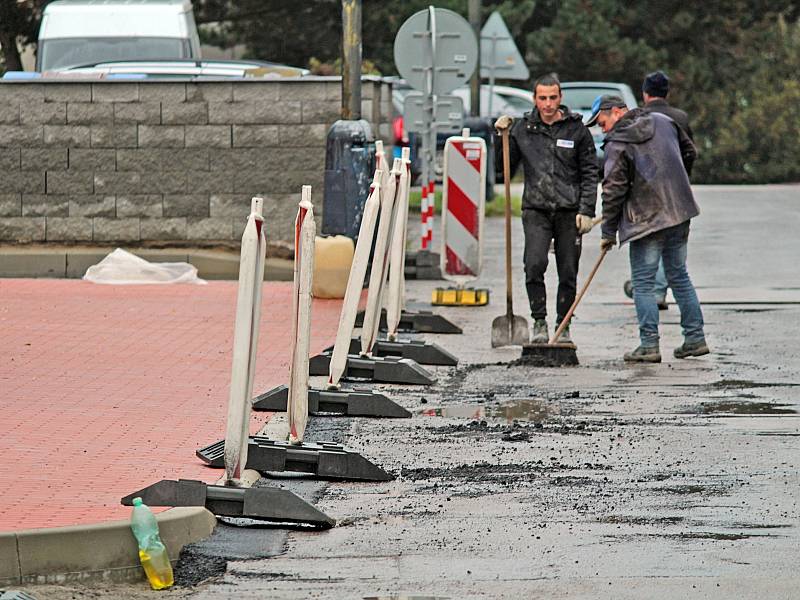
left=644, top=97, right=693, bottom=141
left=495, top=106, right=598, bottom=215
left=600, top=108, right=698, bottom=245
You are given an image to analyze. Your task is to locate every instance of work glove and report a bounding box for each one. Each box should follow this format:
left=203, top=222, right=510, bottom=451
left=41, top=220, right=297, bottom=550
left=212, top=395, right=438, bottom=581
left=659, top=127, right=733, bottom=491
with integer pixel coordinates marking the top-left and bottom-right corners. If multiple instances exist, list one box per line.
left=600, top=237, right=616, bottom=251
left=495, top=115, right=513, bottom=132
left=576, top=214, right=594, bottom=235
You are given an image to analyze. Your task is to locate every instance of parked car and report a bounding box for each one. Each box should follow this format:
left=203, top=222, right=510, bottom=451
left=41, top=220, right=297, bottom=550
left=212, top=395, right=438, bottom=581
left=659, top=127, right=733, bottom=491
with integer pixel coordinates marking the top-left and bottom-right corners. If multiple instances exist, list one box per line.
left=37, top=0, right=202, bottom=72
left=560, top=81, right=638, bottom=158
left=55, top=59, right=309, bottom=79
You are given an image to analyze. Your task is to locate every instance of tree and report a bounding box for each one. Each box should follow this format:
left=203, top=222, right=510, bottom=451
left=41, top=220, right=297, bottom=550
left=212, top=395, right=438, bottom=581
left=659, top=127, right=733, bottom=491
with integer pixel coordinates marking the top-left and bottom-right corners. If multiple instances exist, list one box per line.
left=0, top=0, right=53, bottom=72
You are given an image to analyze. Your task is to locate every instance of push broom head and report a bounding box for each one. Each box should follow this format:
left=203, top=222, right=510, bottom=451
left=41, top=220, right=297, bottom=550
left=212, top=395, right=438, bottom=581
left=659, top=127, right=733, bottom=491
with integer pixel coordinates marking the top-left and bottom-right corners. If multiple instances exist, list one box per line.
left=519, top=342, right=579, bottom=367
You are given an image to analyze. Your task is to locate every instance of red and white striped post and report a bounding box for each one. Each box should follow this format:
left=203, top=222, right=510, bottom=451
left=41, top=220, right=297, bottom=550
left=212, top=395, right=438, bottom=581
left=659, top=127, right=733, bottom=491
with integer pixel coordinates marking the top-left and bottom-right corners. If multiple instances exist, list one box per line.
left=224, top=197, right=267, bottom=485
left=287, top=187, right=315, bottom=445
left=441, top=128, right=486, bottom=284
left=420, top=179, right=434, bottom=251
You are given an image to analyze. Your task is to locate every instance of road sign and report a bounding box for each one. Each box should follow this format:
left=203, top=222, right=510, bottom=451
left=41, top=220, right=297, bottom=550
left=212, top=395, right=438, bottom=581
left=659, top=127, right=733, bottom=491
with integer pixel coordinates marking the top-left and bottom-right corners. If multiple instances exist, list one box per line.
left=394, top=8, right=479, bottom=96
left=403, top=92, right=464, bottom=133
left=480, top=11, right=528, bottom=81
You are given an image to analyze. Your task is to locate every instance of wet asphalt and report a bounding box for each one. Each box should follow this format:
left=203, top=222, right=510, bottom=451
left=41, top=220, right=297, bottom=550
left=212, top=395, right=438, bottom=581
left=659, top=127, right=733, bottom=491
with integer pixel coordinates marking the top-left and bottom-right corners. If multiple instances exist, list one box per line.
left=32, top=185, right=800, bottom=599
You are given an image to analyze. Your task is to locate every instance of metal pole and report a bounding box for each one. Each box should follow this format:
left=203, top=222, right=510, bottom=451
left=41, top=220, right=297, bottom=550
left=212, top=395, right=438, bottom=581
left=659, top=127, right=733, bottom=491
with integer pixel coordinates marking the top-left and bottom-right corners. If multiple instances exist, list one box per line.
left=341, top=0, right=362, bottom=120
left=468, top=0, right=481, bottom=117
left=487, top=32, right=496, bottom=117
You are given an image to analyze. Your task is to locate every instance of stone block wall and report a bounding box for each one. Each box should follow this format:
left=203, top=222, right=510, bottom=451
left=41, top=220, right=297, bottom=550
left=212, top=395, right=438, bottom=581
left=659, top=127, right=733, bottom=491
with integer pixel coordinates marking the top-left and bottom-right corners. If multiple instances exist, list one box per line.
left=0, top=76, right=392, bottom=244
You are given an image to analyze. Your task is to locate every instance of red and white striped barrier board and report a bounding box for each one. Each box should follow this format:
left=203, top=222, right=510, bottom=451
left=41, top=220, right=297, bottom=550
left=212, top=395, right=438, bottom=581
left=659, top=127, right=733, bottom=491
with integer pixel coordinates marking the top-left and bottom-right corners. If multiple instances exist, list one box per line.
left=440, top=130, right=486, bottom=283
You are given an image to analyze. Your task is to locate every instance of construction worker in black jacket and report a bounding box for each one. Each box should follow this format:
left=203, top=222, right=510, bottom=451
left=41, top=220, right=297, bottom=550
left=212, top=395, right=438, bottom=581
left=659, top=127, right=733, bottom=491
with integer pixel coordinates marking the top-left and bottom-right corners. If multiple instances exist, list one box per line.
left=494, top=73, right=598, bottom=344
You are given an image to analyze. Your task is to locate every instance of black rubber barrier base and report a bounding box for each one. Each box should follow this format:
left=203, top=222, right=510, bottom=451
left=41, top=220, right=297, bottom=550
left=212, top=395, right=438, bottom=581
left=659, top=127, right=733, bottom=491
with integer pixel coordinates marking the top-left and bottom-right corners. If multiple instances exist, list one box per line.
left=309, top=353, right=435, bottom=385
left=253, top=384, right=411, bottom=418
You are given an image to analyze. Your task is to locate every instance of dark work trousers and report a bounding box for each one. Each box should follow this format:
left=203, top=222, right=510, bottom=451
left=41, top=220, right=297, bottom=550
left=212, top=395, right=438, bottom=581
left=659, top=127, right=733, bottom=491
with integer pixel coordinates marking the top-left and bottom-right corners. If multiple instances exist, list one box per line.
left=521, top=208, right=581, bottom=322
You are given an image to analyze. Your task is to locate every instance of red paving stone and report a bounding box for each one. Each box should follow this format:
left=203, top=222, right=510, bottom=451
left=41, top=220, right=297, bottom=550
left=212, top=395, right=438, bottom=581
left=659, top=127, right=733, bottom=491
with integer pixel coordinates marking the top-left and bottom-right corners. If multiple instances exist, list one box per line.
left=0, top=279, right=344, bottom=531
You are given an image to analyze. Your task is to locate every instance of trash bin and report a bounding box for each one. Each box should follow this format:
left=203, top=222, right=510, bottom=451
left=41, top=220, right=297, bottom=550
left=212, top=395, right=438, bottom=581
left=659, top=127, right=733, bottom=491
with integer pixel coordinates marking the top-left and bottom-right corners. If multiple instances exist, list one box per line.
left=322, top=119, right=376, bottom=239
left=462, top=116, right=496, bottom=202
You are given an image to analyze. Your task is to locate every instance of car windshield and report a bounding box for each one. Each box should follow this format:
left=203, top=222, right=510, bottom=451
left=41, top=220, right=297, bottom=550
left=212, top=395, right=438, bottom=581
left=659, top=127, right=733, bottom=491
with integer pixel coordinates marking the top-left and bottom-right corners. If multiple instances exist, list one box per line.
left=561, top=87, right=621, bottom=113
left=39, top=37, right=190, bottom=71
left=500, top=93, right=534, bottom=114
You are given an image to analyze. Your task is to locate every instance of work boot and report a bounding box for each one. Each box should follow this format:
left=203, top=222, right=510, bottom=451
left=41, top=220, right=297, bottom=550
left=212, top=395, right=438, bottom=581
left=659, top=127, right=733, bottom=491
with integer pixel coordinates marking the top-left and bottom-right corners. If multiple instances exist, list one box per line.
left=674, top=339, right=710, bottom=359
left=657, top=299, right=669, bottom=310
left=623, top=279, right=633, bottom=299
left=554, top=319, right=571, bottom=344
left=623, top=345, right=661, bottom=363
left=531, top=319, right=548, bottom=343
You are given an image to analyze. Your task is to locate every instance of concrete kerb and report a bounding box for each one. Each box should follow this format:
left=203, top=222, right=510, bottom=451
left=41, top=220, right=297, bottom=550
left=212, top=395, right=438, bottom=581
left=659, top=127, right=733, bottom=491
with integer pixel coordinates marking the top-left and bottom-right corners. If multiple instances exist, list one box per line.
left=0, top=506, right=216, bottom=586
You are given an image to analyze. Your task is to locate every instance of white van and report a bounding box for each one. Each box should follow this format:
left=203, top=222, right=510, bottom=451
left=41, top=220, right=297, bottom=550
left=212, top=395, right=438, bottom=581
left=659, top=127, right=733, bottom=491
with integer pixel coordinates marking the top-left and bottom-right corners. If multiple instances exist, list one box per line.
left=37, top=0, right=201, bottom=72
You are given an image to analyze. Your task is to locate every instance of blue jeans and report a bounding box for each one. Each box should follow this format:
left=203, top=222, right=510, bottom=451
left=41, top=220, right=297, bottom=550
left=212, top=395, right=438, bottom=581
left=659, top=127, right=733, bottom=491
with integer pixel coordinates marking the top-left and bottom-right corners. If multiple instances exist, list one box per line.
left=654, top=261, right=668, bottom=302
left=629, top=221, right=705, bottom=347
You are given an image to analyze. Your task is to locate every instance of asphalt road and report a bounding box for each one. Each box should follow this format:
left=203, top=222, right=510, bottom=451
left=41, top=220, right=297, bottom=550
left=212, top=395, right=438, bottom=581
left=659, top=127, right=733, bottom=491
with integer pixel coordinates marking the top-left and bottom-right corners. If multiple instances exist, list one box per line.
left=33, top=184, right=800, bottom=599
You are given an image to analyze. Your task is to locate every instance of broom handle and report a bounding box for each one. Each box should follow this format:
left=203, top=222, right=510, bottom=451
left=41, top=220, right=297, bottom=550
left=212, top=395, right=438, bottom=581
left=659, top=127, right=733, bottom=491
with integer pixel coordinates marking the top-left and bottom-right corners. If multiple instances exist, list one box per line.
left=550, top=246, right=609, bottom=344
left=502, top=128, right=513, bottom=317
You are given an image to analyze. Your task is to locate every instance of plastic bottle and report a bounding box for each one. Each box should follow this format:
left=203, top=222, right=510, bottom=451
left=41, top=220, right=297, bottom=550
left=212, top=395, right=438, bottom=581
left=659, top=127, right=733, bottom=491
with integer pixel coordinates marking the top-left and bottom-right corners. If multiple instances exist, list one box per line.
left=130, top=497, right=174, bottom=590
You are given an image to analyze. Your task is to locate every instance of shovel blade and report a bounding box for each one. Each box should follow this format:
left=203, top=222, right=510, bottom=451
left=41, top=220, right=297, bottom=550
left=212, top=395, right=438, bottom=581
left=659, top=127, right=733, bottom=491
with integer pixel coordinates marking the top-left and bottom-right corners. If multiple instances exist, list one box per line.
left=491, top=314, right=530, bottom=347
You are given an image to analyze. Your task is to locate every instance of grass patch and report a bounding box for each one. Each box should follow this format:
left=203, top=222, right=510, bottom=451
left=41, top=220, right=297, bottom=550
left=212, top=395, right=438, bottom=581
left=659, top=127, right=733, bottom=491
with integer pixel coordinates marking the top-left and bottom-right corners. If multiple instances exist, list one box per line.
left=409, top=189, right=522, bottom=217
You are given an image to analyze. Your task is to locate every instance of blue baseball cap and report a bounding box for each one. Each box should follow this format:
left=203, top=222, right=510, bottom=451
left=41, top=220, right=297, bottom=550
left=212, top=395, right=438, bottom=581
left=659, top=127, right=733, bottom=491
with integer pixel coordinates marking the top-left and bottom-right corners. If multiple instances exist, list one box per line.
left=585, top=94, right=627, bottom=127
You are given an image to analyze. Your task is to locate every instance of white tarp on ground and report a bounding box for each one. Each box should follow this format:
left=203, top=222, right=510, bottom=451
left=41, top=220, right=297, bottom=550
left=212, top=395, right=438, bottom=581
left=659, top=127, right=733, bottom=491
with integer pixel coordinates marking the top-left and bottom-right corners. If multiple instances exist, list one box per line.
left=83, top=248, right=207, bottom=285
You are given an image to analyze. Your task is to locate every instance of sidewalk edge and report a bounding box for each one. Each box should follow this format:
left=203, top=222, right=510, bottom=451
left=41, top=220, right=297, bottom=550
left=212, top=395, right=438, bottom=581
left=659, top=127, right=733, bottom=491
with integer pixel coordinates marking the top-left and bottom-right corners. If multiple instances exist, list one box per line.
left=0, top=506, right=216, bottom=586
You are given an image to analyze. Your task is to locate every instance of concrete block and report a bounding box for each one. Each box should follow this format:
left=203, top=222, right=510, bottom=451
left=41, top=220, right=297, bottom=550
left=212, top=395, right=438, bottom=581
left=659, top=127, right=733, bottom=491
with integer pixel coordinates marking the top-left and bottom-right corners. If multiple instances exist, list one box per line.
left=20, top=101, right=67, bottom=125
left=116, top=194, right=163, bottom=217
left=147, top=171, right=188, bottom=194
left=114, top=102, right=161, bottom=124
left=232, top=125, right=279, bottom=147
left=0, top=217, right=46, bottom=241
left=0, top=247, right=65, bottom=277
left=140, top=217, right=188, bottom=240
left=43, top=125, right=91, bottom=148
left=231, top=170, right=271, bottom=193
left=185, top=171, right=234, bottom=194
left=22, top=148, right=68, bottom=170
left=187, top=217, right=233, bottom=239
left=0, top=531, right=20, bottom=583
left=278, top=123, right=327, bottom=146
left=209, top=193, right=256, bottom=217
left=301, top=100, right=341, bottom=124
left=231, top=83, right=280, bottom=102
left=0, top=125, right=44, bottom=147
left=263, top=170, right=323, bottom=195
left=93, top=217, right=140, bottom=241
left=186, top=82, right=233, bottom=102
left=0, top=193, right=22, bottom=217
left=164, top=194, right=209, bottom=217
left=94, top=171, right=141, bottom=194
left=278, top=81, right=329, bottom=101
left=90, top=124, right=137, bottom=148
left=0, top=83, right=44, bottom=103
left=46, top=170, right=94, bottom=194
left=139, top=82, right=187, bottom=102
left=69, top=194, right=116, bottom=217
left=162, top=102, right=208, bottom=125
left=0, top=148, right=21, bottom=170
left=185, top=125, right=231, bottom=148
left=138, top=125, right=185, bottom=148
left=208, top=101, right=302, bottom=125
left=209, top=149, right=266, bottom=172
left=0, top=171, right=46, bottom=194
left=116, top=148, right=208, bottom=172
left=65, top=249, right=108, bottom=277
left=91, top=83, right=139, bottom=102
left=68, top=148, right=116, bottom=171
left=67, top=102, right=114, bottom=125
left=361, top=99, right=377, bottom=124
left=0, top=104, right=20, bottom=124
left=44, top=83, right=92, bottom=102
left=47, top=217, right=93, bottom=241
left=263, top=147, right=325, bottom=171
left=22, top=194, right=69, bottom=217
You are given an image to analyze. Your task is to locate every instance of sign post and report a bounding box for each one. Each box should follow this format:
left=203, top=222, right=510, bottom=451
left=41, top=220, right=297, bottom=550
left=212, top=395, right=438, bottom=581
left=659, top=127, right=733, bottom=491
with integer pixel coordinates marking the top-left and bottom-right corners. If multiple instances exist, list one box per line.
left=480, top=11, right=529, bottom=116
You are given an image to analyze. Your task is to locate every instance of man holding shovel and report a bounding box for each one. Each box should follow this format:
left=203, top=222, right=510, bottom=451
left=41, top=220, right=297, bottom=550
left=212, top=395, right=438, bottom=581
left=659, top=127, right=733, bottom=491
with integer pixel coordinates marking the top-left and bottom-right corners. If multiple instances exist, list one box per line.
left=588, top=94, right=709, bottom=362
left=494, top=73, right=598, bottom=344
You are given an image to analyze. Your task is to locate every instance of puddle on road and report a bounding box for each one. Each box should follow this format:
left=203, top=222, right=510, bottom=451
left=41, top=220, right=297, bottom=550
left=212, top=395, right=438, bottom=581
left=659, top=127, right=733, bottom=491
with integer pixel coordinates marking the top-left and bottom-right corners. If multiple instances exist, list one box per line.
left=683, top=400, right=797, bottom=416
left=420, top=397, right=560, bottom=423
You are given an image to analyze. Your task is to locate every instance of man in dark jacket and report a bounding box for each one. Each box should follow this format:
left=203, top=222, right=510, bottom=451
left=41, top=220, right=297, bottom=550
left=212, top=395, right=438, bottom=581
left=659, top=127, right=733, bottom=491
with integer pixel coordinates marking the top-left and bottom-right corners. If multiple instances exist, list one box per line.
left=494, top=73, right=598, bottom=343
left=588, top=95, right=709, bottom=362
left=623, top=70, right=695, bottom=308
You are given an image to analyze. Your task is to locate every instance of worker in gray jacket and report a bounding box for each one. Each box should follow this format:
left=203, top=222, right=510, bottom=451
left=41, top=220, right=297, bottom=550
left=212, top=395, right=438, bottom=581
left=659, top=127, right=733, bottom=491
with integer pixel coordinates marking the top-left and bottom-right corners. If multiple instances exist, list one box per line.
left=588, top=95, right=709, bottom=362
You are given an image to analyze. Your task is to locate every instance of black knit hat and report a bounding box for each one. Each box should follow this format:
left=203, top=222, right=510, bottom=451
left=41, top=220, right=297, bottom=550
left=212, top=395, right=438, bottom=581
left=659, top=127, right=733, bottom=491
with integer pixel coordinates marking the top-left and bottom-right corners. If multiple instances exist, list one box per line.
left=642, top=71, right=669, bottom=97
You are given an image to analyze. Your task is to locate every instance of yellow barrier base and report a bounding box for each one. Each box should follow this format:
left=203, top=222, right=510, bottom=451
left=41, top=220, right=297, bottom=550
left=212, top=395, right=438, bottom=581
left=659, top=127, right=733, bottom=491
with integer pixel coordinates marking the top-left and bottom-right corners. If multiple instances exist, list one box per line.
left=431, top=287, right=490, bottom=306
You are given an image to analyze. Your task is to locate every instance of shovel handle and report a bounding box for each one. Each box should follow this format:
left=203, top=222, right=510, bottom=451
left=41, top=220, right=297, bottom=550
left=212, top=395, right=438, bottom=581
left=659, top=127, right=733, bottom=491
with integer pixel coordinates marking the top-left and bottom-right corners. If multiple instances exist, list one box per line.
left=550, top=247, right=609, bottom=344
left=501, top=128, right=513, bottom=316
